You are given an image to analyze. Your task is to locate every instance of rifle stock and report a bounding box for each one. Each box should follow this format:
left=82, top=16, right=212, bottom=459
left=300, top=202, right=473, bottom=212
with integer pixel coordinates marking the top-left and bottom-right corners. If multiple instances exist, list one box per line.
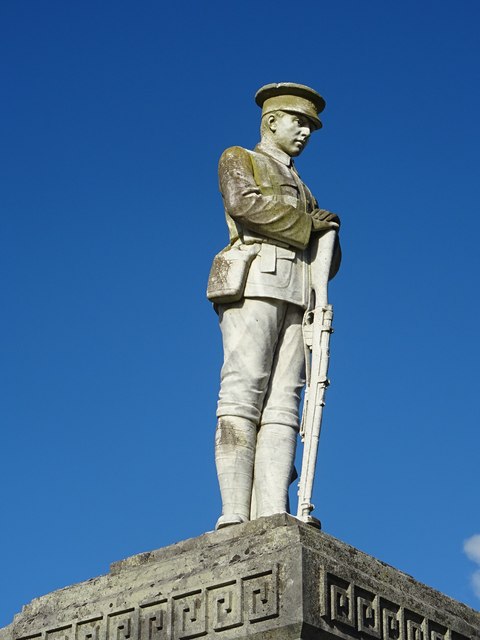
left=297, top=229, right=336, bottom=526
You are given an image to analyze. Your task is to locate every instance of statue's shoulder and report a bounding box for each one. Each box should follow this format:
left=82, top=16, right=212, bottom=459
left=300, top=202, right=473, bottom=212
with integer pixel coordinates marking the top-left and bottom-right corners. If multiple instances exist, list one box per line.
left=219, top=146, right=252, bottom=163
left=218, top=147, right=255, bottom=178
left=219, top=145, right=272, bottom=167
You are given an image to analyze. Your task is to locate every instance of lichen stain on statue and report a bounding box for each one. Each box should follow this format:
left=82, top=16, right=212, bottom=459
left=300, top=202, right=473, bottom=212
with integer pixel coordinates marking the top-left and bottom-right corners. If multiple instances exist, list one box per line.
left=207, top=82, right=341, bottom=531
left=207, top=250, right=232, bottom=293
left=216, top=417, right=252, bottom=447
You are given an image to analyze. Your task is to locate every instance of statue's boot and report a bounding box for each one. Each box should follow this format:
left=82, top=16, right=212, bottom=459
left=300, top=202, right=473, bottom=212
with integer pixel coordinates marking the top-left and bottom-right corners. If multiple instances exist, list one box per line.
left=253, top=423, right=297, bottom=517
left=215, top=416, right=256, bottom=530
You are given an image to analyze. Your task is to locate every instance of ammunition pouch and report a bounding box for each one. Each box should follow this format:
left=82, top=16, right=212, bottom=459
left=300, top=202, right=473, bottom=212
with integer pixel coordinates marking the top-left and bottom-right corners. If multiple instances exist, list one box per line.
left=207, top=242, right=259, bottom=304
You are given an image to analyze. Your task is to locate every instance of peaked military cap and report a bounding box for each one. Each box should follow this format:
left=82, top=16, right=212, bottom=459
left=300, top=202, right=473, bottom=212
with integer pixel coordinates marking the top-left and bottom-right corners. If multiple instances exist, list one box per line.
left=255, top=82, right=326, bottom=130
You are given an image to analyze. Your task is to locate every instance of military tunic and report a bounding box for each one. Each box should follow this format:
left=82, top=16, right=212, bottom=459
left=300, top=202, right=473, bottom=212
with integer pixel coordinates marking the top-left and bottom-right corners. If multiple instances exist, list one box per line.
left=215, top=140, right=326, bottom=430
left=218, top=141, right=319, bottom=308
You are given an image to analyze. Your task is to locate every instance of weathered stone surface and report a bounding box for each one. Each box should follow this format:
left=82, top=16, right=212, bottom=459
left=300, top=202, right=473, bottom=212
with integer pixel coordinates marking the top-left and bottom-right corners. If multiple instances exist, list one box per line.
left=210, top=82, right=342, bottom=529
left=1, top=514, right=478, bottom=640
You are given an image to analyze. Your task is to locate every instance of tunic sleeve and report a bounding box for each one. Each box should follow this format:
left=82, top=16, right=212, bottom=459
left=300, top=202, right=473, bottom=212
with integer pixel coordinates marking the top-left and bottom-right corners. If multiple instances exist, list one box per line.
left=218, top=146, right=313, bottom=250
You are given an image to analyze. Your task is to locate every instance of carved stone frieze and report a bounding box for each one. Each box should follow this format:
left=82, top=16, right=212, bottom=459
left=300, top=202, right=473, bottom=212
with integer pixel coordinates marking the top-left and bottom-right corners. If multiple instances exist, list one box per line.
left=12, top=568, right=279, bottom=640
left=321, top=571, right=471, bottom=640
left=1, top=515, right=478, bottom=640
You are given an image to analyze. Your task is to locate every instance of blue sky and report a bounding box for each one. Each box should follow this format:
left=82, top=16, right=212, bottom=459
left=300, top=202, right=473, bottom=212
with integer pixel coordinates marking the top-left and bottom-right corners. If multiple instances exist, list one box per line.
left=1, top=0, right=479, bottom=627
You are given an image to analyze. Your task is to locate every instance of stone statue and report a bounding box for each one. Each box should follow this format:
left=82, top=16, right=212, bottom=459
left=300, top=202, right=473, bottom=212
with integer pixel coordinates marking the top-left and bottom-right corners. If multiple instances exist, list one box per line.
left=207, top=82, right=341, bottom=530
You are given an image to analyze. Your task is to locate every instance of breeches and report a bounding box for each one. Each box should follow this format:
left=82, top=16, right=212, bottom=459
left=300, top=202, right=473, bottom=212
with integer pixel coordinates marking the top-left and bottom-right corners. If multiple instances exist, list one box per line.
left=217, top=298, right=305, bottom=429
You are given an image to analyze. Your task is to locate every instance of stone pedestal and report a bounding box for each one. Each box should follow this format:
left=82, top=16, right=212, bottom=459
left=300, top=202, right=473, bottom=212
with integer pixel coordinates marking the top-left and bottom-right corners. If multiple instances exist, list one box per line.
left=1, top=514, right=478, bottom=640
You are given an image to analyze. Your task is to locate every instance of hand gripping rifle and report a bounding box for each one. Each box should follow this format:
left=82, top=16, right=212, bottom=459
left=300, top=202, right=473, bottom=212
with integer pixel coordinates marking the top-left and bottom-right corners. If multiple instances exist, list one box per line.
left=297, top=229, right=336, bottom=527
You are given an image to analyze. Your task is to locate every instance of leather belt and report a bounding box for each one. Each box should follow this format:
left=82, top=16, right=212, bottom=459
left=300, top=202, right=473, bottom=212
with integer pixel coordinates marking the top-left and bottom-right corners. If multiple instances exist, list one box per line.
left=242, top=232, right=291, bottom=250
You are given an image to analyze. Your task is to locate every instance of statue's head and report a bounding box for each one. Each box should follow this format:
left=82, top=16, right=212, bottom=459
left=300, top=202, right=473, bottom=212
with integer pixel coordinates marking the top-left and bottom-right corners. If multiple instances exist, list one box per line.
left=256, top=82, right=325, bottom=157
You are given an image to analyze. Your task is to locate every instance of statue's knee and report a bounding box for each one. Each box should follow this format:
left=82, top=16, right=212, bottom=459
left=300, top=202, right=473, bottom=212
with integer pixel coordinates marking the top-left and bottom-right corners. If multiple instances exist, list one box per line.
left=215, top=416, right=256, bottom=449
left=259, top=421, right=298, bottom=436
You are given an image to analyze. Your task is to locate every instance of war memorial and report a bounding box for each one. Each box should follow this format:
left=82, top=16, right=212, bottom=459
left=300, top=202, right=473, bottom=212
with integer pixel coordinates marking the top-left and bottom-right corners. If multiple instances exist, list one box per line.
left=1, top=83, right=478, bottom=640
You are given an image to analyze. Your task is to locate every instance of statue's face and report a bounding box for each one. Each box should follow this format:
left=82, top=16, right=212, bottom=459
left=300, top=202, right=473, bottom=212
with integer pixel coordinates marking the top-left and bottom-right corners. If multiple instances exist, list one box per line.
left=273, top=112, right=315, bottom=157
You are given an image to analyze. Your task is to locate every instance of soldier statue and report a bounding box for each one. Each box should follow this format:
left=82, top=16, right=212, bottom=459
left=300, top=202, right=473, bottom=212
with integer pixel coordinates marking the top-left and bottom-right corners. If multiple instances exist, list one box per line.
left=207, top=82, right=341, bottom=530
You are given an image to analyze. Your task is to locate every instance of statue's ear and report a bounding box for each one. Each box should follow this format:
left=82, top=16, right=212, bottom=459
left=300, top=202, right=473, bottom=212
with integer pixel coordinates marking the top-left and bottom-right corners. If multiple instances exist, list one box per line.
left=267, top=114, right=277, bottom=132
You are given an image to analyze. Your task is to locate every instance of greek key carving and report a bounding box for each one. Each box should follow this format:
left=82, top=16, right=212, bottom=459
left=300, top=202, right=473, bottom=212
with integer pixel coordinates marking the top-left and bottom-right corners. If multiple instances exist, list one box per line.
left=357, top=589, right=381, bottom=638
left=206, top=581, right=242, bottom=631
left=382, top=601, right=401, bottom=640
left=12, top=564, right=476, bottom=640
left=323, top=573, right=469, bottom=640
left=46, top=627, right=73, bottom=640
left=108, top=611, right=135, bottom=640
left=405, top=612, right=425, bottom=640
left=76, top=617, right=103, bottom=640
left=427, top=621, right=448, bottom=640
left=15, top=566, right=280, bottom=640
left=139, top=601, right=168, bottom=640
left=172, top=590, right=206, bottom=640
left=242, top=566, right=279, bottom=622
left=330, top=576, right=355, bottom=627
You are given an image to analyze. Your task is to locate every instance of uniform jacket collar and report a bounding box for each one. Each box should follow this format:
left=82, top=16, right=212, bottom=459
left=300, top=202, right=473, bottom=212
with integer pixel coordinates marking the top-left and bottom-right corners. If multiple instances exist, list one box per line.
left=255, top=140, right=292, bottom=167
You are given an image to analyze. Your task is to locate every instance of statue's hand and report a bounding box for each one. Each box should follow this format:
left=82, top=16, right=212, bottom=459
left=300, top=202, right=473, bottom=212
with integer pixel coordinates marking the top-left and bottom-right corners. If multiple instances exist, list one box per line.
left=311, top=209, right=340, bottom=232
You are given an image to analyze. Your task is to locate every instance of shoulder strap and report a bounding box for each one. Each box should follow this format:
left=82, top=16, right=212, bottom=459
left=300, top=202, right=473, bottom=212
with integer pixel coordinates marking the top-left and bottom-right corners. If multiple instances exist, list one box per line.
left=246, top=150, right=282, bottom=197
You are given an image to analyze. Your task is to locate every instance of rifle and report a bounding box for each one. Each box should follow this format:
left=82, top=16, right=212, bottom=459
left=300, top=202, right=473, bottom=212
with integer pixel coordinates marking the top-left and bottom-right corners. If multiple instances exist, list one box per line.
left=297, top=229, right=336, bottom=527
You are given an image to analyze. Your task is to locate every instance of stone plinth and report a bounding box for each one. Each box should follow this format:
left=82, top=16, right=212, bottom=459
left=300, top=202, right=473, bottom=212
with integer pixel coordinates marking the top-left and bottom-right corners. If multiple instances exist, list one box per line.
left=1, top=514, right=478, bottom=640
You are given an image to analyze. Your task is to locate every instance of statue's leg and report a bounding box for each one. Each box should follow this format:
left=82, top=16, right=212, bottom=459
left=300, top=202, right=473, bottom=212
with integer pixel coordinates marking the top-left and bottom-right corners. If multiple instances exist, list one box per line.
left=253, top=423, right=297, bottom=517
left=253, top=303, right=305, bottom=518
left=215, top=416, right=256, bottom=530
left=215, top=298, right=285, bottom=527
